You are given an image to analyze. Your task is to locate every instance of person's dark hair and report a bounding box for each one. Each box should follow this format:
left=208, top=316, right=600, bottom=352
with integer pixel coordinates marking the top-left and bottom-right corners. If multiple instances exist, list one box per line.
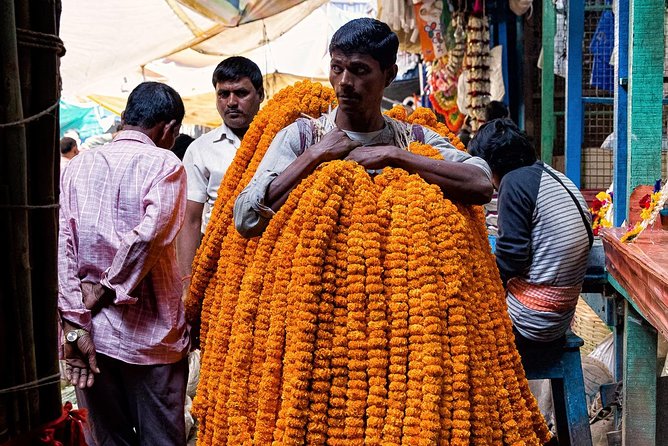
left=329, top=18, right=399, bottom=70
left=468, top=118, right=537, bottom=178
left=485, top=100, right=510, bottom=121
left=457, top=128, right=472, bottom=148
left=171, top=133, right=195, bottom=161
left=212, top=56, right=263, bottom=94
left=122, top=82, right=185, bottom=129
left=60, top=137, right=77, bottom=154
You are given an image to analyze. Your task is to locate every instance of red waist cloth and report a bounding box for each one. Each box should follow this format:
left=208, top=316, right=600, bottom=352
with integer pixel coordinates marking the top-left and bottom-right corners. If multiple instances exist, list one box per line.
left=508, top=277, right=581, bottom=312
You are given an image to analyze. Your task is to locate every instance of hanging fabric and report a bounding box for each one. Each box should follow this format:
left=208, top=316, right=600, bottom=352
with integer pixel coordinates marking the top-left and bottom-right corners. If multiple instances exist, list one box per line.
left=414, top=0, right=447, bottom=61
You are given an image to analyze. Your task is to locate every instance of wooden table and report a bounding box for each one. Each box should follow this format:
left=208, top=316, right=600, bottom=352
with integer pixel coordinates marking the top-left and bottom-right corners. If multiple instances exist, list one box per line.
left=601, top=228, right=668, bottom=338
left=601, top=228, right=668, bottom=446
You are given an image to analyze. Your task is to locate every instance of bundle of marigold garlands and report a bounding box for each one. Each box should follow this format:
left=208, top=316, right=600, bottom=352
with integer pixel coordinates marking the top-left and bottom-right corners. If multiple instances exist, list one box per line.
left=185, top=80, right=551, bottom=446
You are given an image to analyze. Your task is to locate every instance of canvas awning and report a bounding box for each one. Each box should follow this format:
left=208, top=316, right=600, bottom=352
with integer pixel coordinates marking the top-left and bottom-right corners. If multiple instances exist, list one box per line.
left=60, top=1, right=368, bottom=127
left=59, top=0, right=326, bottom=97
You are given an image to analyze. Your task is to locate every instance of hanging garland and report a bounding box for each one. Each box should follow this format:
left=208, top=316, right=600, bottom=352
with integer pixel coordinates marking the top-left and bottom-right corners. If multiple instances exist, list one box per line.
left=186, top=81, right=550, bottom=445
left=464, top=1, right=491, bottom=131
left=621, top=179, right=668, bottom=242
left=590, top=190, right=613, bottom=236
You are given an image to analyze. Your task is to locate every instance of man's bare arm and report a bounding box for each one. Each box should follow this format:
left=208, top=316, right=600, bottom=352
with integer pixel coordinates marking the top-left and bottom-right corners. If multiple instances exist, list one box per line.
left=177, top=200, right=205, bottom=292
left=265, top=128, right=360, bottom=211
left=345, top=145, right=493, bottom=204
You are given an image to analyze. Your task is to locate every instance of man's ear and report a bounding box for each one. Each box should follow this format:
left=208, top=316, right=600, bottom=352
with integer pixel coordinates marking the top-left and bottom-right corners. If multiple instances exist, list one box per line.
left=258, top=86, right=265, bottom=102
left=385, top=65, right=398, bottom=87
left=163, top=119, right=179, bottom=139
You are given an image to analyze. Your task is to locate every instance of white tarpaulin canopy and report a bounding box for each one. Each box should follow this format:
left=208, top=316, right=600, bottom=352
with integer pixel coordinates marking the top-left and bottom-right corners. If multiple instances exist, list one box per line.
left=60, top=0, right=327, bottom=97
left=60, top=1, right=368, bottom=126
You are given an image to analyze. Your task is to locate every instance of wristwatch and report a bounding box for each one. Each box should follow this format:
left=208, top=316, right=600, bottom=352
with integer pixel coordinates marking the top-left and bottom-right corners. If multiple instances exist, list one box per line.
left=65, top=329, right=88, bottom=343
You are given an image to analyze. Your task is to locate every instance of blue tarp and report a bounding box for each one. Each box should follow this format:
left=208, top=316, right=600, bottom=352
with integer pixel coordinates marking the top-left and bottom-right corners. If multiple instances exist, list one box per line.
left=59, top=99, right=117, bottom=141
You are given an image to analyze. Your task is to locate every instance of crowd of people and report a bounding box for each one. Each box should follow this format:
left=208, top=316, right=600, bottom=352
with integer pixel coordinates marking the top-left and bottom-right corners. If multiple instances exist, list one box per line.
left=57, top=17, right=592, bottom=446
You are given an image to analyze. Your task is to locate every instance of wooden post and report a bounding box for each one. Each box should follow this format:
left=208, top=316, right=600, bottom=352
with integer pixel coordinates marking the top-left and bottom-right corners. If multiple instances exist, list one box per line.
left=21, top=0, right=62, bottom=425
left=0, top=0, right=39, bottom=440
left=541, top=0, right=556, bottom=165
left=622, top=302, right=657, bottom=446
left=627, top=0, right=664, bottom=192
left=565, top=0, right=584, bottom=186
left=613, top=0, right=630, bottom=226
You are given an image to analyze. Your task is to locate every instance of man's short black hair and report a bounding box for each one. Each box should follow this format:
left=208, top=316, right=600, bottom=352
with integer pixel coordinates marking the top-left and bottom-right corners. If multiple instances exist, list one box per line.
left=329, top=18, right=399, bottom=70
left=60, top=137, right=77, bottom=154
left=122, top=82, right=185, bottom=129
left=171, top=133, right=194, bottom=161
left=468, top=118, right=537, bottom=178
left=485, top=100, right=510, bottom=121
left=212, top=56, right=263, bottom=94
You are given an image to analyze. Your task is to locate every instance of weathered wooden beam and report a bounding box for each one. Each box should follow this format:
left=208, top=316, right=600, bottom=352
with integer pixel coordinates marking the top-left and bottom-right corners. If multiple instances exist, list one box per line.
left=22, top=0, right=62, bottom=425
left=0, top=0, right=38, bottom=440
left=622, top=302, right=657, bottom=446
left=626, top=0, right=663, bottom=193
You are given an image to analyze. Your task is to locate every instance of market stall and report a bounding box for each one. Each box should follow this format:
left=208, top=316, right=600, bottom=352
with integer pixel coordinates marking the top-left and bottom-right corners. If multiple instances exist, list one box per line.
left=553, top=0, right=668, bottom=444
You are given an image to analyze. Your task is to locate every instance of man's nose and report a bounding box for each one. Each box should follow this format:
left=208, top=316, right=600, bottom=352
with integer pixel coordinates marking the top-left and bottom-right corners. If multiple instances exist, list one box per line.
left=340, top=70, right=353, bottom=87
left=227, top=94, right=239, bottom=107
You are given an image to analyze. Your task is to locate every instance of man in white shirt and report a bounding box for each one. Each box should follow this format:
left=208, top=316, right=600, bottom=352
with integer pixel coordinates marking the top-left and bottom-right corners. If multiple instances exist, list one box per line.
left=178, top=57, right=264, bottom=293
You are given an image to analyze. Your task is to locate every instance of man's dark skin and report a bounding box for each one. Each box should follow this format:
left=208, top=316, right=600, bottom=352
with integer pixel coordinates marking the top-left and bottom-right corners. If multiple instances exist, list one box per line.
left=264, top=50, right=493, bottom=214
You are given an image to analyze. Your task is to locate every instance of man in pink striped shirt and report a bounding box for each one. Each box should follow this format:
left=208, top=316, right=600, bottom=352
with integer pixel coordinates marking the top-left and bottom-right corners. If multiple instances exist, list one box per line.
left=58, top=82, right=190, bottom=445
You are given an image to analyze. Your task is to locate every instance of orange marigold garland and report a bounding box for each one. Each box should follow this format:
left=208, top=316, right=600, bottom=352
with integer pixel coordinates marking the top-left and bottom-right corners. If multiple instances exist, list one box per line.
left=406, top=177, right=444, bottom=446
left=325, top=173, right=354, bottom=446
left=342, top=170, right=375, bottom=444
left=378, top=172, right=411, bottom=446
left=402, top=175, right=428, bottom=444
left=276, top=163, right=348, bottom=445
left=191, top=84, right=550, bottom=445
left=304, top=167, right=354, bottom=446
left=252, top=185, right=315, bottom=444
left=362, top=176, right=389, bottom=445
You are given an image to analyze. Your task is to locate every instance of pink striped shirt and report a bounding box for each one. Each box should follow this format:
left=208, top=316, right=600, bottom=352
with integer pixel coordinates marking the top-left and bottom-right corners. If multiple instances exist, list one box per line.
left=58, top=130, right=189, bottom=365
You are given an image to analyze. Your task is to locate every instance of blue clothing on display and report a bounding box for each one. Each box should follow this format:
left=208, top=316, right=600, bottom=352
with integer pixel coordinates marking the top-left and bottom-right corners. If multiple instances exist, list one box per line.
left=589, top=3, right=614, bottom=92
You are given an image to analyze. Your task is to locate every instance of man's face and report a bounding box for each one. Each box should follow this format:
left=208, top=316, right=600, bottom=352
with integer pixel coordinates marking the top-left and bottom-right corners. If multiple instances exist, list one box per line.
left=329, top=50, right=394, bottom=116
left=215, top=78, right=263, bottom=133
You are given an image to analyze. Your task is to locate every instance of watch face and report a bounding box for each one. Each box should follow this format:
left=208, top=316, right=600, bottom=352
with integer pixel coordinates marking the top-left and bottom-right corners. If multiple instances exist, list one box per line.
left=66, top=331, right=78, bottom=342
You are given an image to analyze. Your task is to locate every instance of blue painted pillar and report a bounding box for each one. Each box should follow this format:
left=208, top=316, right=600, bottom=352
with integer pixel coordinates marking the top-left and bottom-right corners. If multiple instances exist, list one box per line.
left=565, top=0, right=584, bottom=187
left=613, top=0, right=629, bottom=225
left=498, top=7, right=509, bottom=109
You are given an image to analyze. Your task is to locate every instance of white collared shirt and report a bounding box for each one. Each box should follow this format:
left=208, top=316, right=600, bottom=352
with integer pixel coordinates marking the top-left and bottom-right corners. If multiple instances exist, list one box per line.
left=182, top=123, right=240, bottom=231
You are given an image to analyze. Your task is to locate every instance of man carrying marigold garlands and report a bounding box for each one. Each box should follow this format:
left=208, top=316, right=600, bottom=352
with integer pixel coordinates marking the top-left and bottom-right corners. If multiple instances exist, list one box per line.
left=186, top=17, right=555, bottom=446
left=234, top=18, right=493, bottom=236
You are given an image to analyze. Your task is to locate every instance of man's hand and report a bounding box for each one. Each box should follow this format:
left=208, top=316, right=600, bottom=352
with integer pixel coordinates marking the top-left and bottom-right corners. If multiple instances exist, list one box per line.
left=310, top=128, right=361, bottom=162
left=345, top=145, right=400, bottom=170
left=62, top=322, right=100, bottom=389
left=81, top=282, right=114, bottom=314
